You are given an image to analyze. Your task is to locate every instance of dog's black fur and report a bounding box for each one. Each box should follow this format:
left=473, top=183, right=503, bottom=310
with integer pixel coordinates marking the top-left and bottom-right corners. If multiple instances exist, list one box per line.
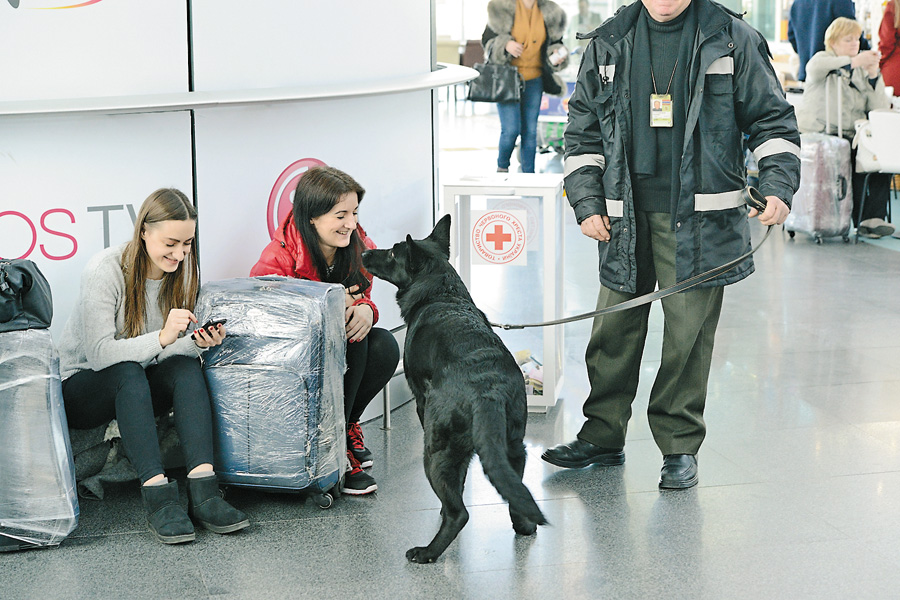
left=361, top=214, right=547, bottom=564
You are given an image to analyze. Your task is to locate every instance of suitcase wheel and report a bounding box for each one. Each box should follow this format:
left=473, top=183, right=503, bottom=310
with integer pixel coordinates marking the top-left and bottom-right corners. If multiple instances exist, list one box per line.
left=312, top=492, right=334, bottom=509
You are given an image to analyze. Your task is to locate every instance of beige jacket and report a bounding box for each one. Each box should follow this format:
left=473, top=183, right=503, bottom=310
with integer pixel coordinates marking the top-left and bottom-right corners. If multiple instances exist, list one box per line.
left=796, top=49, right=891, bottom=139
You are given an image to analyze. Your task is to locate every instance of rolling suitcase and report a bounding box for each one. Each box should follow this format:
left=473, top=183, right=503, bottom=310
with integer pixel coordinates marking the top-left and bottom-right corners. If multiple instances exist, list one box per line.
left=196, top=277, right=346, bottom=508
left=0, top=329, right=79, bottom=551
left=786, top=72, right=853, bottom=243
left=785, top=132, right=853, bottom=243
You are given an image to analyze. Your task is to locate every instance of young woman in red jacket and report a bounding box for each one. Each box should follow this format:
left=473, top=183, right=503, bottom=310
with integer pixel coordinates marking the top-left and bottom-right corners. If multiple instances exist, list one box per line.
left=250, top=166, right=400, bottom=495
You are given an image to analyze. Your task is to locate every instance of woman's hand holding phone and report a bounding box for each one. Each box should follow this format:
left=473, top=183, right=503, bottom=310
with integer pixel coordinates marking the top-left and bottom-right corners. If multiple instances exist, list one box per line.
left=192, top=318, right=227, bottom=348
left=345, top=285, right=365, bottom=307
left=342, top=271, right=370, bottom=307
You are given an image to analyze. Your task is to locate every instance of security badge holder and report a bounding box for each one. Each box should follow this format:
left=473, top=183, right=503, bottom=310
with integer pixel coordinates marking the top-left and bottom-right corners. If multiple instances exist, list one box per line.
left=650, top=94, right=673, bottom=127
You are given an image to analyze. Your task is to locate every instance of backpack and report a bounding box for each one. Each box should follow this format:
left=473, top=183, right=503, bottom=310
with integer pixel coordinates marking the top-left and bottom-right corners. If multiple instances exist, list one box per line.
left=0, top=259, right=53, bottom=332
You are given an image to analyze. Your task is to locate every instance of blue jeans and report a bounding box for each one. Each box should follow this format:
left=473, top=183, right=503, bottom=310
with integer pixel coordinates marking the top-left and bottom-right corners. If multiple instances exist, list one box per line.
left=497, top=77, right=544, bottom=173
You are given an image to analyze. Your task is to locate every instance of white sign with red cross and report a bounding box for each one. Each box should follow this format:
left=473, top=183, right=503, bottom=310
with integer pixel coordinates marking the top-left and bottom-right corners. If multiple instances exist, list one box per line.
left=471, top=210, right=527, bottom=266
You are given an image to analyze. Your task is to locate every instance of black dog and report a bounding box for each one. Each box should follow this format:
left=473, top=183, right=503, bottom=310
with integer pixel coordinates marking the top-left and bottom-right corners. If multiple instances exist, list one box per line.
left=361, top=214, right=547, bottom=564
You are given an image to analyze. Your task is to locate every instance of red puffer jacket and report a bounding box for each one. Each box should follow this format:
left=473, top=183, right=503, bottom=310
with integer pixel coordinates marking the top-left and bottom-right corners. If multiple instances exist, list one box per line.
left=249, top=212, right=379, bottom=323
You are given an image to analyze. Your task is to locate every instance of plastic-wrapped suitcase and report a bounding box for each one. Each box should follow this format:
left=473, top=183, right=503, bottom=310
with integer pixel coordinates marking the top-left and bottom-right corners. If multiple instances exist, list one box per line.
left=195, top=277, right=346, bottom=508
left=785, top=132, right=852, bottom=243
left=0, top=329, right=79, bottom=552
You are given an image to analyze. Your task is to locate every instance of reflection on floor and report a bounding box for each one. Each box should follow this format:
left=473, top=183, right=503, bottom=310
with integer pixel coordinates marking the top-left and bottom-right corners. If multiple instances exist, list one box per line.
left=3, top=96, right=900, bottom=599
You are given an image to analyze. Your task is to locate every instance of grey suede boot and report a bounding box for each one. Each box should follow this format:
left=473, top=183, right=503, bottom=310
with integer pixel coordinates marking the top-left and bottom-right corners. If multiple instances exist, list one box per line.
left=141, top=480, right=195, bottom=544
left=187, top=474, right=250, bottom=534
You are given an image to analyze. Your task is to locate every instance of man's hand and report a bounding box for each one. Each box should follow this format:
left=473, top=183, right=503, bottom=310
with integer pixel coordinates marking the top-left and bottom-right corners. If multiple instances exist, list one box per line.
left=580, top=214, right=611, bottom=242
left=749, top=195, right=790, bottom=226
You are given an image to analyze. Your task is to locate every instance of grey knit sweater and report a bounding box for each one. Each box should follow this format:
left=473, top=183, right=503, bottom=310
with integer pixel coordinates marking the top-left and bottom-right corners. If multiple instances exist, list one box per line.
left=58, top=243, right=203, bottom=380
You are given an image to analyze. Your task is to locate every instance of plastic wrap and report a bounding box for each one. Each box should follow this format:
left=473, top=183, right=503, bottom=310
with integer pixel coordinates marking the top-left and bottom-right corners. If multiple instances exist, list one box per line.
left=785, top=133, right=852, bottom=240
left=195, top=277, right=346, bottom=493
left=0, top=329, right=79, bottom=551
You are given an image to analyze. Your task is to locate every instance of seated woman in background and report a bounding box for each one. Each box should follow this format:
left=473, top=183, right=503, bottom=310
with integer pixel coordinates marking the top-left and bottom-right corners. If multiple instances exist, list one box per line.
left=796, top=17, right=895, bottom=239
left=58, top=188, right=249, bottom=545
left=250, top=166, right=400, bottom=496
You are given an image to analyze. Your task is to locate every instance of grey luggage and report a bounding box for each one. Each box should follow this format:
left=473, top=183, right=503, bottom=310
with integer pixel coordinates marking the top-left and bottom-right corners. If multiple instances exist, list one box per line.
left=786, top=72, right=854, bottom=242
left=785, top=132, right=853, bottom=243
left=0, top=329, right=79, bottom=551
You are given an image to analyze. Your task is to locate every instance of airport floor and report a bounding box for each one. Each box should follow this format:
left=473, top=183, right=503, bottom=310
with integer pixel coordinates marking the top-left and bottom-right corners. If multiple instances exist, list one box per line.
left=3, top=95, right=900, bottom=599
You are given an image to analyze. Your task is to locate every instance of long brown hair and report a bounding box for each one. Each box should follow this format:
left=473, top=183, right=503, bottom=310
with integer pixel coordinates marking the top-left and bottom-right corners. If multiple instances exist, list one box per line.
left=292, top=166, right=367, bottom=283
left=121, top=188, right=199, bottom=338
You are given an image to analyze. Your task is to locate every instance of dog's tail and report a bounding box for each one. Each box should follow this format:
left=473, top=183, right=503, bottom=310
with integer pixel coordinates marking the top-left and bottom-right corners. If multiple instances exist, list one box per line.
left=473, top=400, right=548, bottom=527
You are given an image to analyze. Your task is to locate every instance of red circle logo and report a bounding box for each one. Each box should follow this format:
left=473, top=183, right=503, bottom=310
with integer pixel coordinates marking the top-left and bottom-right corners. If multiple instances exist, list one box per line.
left=267, top=158, right=327, bottom=239
left=471, top=211, right=526, bottom=264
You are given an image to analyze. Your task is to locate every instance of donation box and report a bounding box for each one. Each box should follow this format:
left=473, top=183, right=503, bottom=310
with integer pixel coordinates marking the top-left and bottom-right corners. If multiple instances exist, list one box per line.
left=443, top=174, right=565, bottom=412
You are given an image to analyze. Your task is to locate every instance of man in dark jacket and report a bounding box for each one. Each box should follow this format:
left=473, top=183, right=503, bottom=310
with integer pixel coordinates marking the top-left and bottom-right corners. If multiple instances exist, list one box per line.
left=788, top=0, right=868, bottom=81
left=541, top=0, right=801, bottom=489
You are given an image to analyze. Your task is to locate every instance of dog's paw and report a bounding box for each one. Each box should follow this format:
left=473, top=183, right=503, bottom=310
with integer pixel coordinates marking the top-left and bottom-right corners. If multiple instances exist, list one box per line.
left=406, top=546, right=438, bottom=563
left=513, top=520, right=538, bottom=536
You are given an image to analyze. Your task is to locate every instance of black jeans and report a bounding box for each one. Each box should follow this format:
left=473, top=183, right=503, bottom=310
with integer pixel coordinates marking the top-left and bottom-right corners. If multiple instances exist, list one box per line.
left=344, top=327, right=400, bottom=425
left=62, top=355, right=214, bottom=484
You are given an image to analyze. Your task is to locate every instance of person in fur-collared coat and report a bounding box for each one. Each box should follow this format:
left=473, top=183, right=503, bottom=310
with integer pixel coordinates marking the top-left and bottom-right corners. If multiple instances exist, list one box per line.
left=482, top=0, right=568, bottom=173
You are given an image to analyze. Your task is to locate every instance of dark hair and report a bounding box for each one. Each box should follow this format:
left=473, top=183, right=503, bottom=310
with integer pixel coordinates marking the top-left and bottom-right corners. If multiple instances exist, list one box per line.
left=292, top=166, right=367, bottom=283
left=121, top=188, right=199, bottom=338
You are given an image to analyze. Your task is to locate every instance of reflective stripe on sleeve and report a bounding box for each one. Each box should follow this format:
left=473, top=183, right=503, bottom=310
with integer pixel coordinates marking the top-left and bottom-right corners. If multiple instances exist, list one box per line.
left=564, top=154, right=606, bottom=178
left=753, top=138, right=801, bottom=162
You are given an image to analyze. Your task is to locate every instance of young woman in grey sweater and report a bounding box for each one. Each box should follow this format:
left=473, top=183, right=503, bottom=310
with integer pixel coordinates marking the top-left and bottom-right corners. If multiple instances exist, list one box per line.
left=58, top=188, right=249, bottom=544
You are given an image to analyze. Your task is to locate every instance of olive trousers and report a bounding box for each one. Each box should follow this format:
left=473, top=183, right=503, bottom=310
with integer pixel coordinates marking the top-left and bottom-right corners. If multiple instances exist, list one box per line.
left=578, top=211, right=724, bottom=455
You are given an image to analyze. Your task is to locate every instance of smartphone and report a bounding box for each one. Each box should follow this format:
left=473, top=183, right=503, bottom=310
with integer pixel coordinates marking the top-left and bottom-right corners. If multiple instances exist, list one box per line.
left=341, top=271, right=370, bottom=294
left=191, top=318, right=227, bottom=340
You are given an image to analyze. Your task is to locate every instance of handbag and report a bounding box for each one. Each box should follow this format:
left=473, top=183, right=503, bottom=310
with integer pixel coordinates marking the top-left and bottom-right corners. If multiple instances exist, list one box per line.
left=0, top=259, right=53, bottom=333
left=853, top=109, right=900, bottom=174
left=467, top=61, right=524, bottom=103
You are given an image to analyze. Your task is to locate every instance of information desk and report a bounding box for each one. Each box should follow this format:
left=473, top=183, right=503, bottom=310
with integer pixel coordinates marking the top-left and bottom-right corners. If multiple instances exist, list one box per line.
left=442, top=174, right=565, bottom=412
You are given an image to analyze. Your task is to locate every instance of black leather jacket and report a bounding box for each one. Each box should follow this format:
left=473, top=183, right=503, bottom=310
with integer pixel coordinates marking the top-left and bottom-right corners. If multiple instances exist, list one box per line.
left=564, top=0, right=801, bottom=293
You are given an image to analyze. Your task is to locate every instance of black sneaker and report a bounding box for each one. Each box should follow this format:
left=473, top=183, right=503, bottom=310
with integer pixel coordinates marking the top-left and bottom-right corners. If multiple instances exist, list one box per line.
left=341, top=451, right=377, bottom=496
left=347, top=421, right=374, bottom=468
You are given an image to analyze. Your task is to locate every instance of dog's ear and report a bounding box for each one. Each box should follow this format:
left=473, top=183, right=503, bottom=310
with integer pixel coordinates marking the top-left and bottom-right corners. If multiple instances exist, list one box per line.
left=427, top=214, right=452, bottom=260
left=405, top=234, right=423, bottom=272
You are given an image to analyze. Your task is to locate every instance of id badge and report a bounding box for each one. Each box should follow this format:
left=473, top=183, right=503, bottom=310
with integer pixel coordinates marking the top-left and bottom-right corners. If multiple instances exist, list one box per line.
left=650, top=94, right=673, bottom=128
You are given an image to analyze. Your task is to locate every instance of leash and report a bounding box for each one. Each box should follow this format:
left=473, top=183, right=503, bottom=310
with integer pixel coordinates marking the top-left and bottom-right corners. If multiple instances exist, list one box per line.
left=490, top=188, right=774, bottom=331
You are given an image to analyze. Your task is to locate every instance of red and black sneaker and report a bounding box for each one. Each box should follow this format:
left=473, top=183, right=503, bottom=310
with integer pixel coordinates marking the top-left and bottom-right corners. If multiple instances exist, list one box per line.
left=340, top=450, right=377, bottom=496
left=347, top=421, right=373, bottom=468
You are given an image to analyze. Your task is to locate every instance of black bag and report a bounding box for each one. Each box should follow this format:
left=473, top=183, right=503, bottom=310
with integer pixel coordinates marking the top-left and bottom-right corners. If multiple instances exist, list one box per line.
left=0, top=259, right=53, bottom=332
left=467, top=62, right=524, bottom=103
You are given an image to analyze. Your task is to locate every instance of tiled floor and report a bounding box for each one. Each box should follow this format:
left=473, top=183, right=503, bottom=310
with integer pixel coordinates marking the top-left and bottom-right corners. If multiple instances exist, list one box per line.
left=3, top=95, right=900, bottom=599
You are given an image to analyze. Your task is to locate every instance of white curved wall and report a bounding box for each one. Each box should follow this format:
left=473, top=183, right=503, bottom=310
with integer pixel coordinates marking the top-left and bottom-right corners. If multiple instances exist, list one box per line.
left=0, top=0, right=188, bottom=101
left=191, top=0, right=432, bottom=89
left=0, top=0, right=443, bottom=339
